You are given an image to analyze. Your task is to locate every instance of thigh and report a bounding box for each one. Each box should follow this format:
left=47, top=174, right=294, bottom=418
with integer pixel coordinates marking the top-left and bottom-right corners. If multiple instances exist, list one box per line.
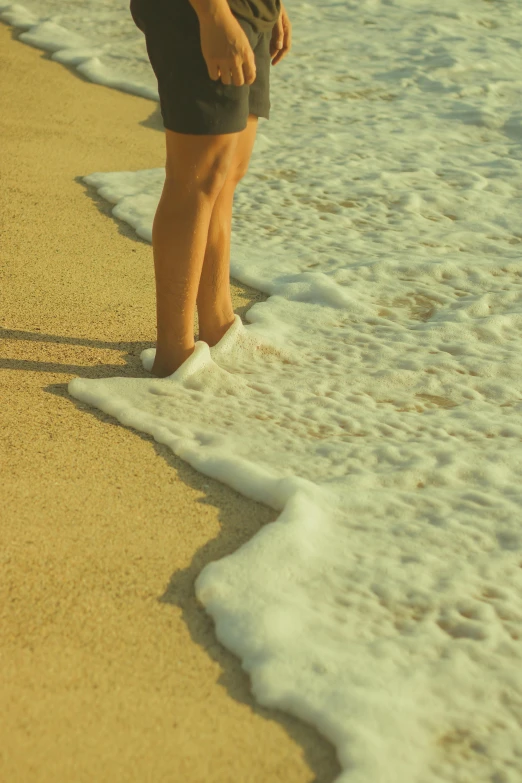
left=164, top=128, right=241, bottom=190
left=133, top=0, right=256, bottom=136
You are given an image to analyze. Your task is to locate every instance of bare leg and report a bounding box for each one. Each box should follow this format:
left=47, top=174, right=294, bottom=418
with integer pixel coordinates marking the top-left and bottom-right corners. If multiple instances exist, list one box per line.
left=151, top=178, right=218, bottom=378
left=196, top=179, right=237, bottom=347
left=196, top=115, right=258, bottom=346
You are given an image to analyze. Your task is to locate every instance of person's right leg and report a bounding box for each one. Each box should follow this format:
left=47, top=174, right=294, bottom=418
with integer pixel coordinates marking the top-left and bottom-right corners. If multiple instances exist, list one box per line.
left=151, top=127, right=240, bottom=378
left=196, top=113, right=259, bottom=346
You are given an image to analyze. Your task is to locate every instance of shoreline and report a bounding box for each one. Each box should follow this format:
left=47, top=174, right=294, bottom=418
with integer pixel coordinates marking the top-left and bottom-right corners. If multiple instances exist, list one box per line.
left=0, top=20, right=340, bottom=783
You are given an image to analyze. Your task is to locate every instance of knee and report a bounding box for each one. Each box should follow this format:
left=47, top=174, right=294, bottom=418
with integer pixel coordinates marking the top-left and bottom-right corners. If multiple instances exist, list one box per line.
left=164, top=128, right=241, bottom=196
left=224, top=164, right=248, bottom=187
left=164, top=168, right=229, bottom=198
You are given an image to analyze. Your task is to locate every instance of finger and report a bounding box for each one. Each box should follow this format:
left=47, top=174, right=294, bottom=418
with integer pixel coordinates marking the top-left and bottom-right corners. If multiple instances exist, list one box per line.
left=245, top=68, right=256, bottom=85
left=232, top=63, right=245, bottom=87
left=220, top=63, right=255, bottom=87
left=244, top=56, right=256, bottom=85
left=218, top=66, right=232, bottom=85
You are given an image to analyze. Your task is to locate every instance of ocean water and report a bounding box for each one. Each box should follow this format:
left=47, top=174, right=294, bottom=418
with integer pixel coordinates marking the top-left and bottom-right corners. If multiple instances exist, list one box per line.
left=2, top=0, right=522, bottom=780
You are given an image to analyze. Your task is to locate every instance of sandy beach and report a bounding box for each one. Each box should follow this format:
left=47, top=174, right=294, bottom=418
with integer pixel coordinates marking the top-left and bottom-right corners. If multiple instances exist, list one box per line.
left=0, top=21, right=340, bottom=783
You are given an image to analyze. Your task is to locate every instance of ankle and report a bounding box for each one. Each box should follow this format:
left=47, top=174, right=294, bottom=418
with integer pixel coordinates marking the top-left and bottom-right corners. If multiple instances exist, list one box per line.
left=198, top=312, right=236, bottom=346
left=197, top=301, right=234, bottom=330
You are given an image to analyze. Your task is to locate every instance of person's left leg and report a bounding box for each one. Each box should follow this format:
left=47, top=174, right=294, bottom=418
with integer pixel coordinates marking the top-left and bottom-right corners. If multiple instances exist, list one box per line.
left=196, top=113, right=259, bottom=347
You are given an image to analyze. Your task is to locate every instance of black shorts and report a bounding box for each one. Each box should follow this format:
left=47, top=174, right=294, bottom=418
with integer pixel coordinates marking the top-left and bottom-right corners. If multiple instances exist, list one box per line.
left=129, top=0, right=272, bottom=135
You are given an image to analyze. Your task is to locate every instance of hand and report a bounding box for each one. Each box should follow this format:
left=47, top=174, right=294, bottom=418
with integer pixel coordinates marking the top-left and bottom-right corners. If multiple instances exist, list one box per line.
left=199, top=8, right=256, bottom=86
left=270, top=2, right=292, bottom=66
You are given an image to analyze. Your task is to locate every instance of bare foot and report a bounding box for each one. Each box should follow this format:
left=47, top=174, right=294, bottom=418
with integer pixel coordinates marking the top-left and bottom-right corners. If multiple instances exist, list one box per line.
left=151, top=345, right=195, bottom=378
left=198, top=319, right=235, bottom=348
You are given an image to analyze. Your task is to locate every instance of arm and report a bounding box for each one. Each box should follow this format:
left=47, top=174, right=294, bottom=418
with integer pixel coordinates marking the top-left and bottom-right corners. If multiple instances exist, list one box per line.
left=188, top=0, right=232, bottom=19
left=187, top=0, right=257, bottom=86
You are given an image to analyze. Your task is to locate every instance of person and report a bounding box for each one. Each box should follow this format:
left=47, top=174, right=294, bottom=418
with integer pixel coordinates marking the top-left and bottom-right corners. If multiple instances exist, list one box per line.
left=129, top=0, right=292, bottom=377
